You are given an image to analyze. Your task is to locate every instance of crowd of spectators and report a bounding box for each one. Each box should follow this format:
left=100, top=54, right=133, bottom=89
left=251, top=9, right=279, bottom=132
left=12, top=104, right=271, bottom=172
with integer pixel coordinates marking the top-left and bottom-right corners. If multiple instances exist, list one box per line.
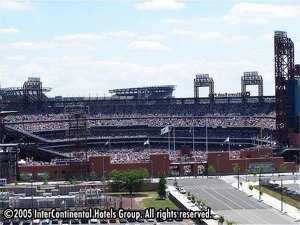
left=7, top=116, right=275, bottom=132
left=24, top=146, right=241, bottom=165
left=5, top=102, right=275, bottom=126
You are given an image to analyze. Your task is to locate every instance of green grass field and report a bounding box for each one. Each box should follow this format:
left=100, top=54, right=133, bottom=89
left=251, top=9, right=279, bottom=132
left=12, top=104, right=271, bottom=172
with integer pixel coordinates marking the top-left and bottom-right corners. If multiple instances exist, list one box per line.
left=254, top=186, right=300, bottom=209
left=140, top=197, right=180, bottom=210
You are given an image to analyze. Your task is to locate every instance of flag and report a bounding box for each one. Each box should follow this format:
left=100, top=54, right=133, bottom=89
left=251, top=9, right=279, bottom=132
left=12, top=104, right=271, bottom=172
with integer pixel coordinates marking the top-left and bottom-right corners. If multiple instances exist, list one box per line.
left=224, top=137, right=230, bottom=142
left=160, top=126, right=170, bottom=135
left=105, top=141, right=109, bottom=146
left=144, top=139, right=149, bottom=145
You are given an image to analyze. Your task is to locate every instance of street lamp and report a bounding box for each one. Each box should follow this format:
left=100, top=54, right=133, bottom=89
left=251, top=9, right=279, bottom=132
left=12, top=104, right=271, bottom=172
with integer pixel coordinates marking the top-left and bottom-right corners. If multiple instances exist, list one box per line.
left=163, top=156, right=167, bottom=176
left=294, top=155, right=298, bottom=183
left=246, top=158, right=248, bottom=182
left=151, top=160, right=153, bottom=181
left=30, top=180, right=34, bottom=209
left=280, top=179, right=284, bottom=212
left=217, top=155, right=220, bottom=178
left=102, top=171, right=106, bottom=195
left=237, top=163, right=240, bottom=189
left=92, top=162, right=95, bottom=182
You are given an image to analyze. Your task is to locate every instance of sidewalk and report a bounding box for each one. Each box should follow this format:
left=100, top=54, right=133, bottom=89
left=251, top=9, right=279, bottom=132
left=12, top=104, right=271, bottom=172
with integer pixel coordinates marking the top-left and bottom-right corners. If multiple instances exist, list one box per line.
left=167, top=185, right=218, bottom=225
left=221, top=175, right=300, bottom=221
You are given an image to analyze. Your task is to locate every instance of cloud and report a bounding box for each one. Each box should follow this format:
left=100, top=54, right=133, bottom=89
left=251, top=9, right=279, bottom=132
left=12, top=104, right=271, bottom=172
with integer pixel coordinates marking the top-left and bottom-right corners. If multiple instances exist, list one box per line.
left=127, top=41, right=170, bottom=51
left=0, top=27, right=21, bottom=34
left=60, top=42, right=95, bottom=50
left=161, top=18, right=185, bottom=25
left=103, top=31, right=136, bottom=38
left=55, top=31, right=136, bottom=41
left=257, top=33, right=274, bottom=42
left=192, top=2, right=300, bottom=25
left=170, top=29, right=250, bottom=42
left=140, top=34, right=167, bottom=41
left=5, top=55, right=27, bottom=61
left=55, top=34, right=104, bottom=41
left=136, top=0, right=184, bottom=10
left=0, top=0, right=32, bottom=10
left=3, top=56, right=267, bottom=97
left=7, top=41, right=95, bottom=50
left=8, top=42, right=54, bottom=50
left=224, top=2, right=300, bottom=24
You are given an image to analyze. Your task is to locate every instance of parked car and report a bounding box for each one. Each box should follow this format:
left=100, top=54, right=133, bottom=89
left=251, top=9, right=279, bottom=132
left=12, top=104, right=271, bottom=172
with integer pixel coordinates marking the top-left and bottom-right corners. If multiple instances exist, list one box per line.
left=178, top=186, right=187, bottom=194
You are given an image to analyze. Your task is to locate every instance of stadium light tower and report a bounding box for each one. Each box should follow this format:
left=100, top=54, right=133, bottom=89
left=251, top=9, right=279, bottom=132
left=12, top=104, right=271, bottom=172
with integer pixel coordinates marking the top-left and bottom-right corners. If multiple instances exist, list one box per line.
left=241, top=72, right=263, bottom=97
left=274, top=31, right=295, bottom=146
left=194, top=74, right=214, bottom=99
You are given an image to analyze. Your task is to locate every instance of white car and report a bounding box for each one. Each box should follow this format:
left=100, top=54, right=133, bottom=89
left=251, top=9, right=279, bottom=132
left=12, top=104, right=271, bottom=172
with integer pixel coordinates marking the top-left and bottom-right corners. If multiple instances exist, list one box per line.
left=178, top=187, right=187, bottom=194
left=32, top=219, right=40, bottom=225
left=89, top=219, right=99, bottom=224
left=211, top=211, right=220, bottom=220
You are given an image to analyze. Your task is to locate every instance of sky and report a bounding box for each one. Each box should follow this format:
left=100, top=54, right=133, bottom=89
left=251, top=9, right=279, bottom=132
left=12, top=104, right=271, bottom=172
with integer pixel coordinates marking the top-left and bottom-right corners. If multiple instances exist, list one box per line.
left=0, top=0, right=299, bottom=98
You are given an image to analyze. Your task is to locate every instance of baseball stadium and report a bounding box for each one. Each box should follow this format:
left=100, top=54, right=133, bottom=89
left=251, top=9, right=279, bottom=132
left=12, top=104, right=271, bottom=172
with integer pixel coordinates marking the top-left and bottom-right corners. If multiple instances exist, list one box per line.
left=0, top=30, right=299, bottom=224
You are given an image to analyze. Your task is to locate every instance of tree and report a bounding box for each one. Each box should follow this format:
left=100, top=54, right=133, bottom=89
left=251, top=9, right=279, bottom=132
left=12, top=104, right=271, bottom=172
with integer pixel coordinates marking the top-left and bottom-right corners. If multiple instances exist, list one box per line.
left=191, top=194, right=196, bottom=203
left=226, top=220, right=236, bottom=225
left=109, top=168, right=149, bottom=195
left=43, top=172, right=50, bottom=185
left=258, top=165, right=265, bottom=190
left=168, top=168, right=173, bottom=177
left=248, top=184, right=253, bottom=196
left=218, top=215, right=225, bottom=225
left=279, top=163, right=287, bottom=173
left=232, top=163, right=240, bottom=189
left=196, top=200, right=202, bottom=208
left=20, top=172, right=29, bottom=182
left=157, top=172, right=167, bottom=199
left=90, top=171, right=98, bottom=183
left=208, top=165, right=216, bottom=177
left=173, top=178, right=178, bottom=188
left=70, top=176, right=78, bottom=185
left=258, top=164, right=265, bottom=177
left=253, top=172, right=257, bottom=182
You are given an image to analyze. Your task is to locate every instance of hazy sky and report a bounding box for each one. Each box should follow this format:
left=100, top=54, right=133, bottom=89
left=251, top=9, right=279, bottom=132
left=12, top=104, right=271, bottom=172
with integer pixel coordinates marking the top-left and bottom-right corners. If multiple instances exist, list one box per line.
left=0, top=0, right=299, bottom=98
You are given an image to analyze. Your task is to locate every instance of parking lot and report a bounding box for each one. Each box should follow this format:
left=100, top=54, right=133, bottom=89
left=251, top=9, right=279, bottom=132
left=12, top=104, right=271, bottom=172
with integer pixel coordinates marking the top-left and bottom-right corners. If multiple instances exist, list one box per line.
left=169, top=178, right=297, bottom=224
left=245, top=174, right=298, bottom=183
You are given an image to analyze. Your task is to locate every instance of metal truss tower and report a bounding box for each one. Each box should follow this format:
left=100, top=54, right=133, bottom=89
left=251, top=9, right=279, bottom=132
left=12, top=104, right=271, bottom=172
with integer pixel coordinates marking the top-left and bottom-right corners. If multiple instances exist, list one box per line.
left=23, top=77, right=43, bottom=104
left=274, top=31, right=295, bottom=146
left=66, top=105, right=90, bottom=179
left=194, top=74, right=214, bottom=99
left=241, top=71, right=263, bottom=97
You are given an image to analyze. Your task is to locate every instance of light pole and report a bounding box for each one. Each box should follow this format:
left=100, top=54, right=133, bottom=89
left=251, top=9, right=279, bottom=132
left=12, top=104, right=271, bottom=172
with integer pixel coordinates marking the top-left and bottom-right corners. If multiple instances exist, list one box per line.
left=280, top=179, right=284, bottom=212
left=163, top=157, right=166, bottom=175
left=237, top=163, right=240, bottom=189
left=151, top=160, right=153, bottom=181
left=246, top=158, right=248, bottom=182
left=217, top=155, right=220, bottom=178
left=92, top=162, right=95, bottom=182
left=294, top=155, right=298, bottom=183
left=102, top=171, right=106, bottom=196
left=30, top=180, right=34, bottom=209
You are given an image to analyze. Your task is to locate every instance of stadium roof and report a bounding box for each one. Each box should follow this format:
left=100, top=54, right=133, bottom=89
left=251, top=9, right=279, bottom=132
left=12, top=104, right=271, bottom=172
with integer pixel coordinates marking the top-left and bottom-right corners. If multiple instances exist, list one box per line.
left=109, top=85, right=176, bottom=99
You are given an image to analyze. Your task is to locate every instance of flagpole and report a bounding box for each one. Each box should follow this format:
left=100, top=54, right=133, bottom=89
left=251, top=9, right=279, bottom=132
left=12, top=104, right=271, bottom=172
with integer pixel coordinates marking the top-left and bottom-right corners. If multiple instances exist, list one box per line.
left=192, top=126, right=195, bottom=152
left=109, top=137, right=111, bottom=151
left=173, top=127, right=175, bottom=151
left=168, top=126, right=171, bottom=152
left=205, top=122, right=208, bottom=154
